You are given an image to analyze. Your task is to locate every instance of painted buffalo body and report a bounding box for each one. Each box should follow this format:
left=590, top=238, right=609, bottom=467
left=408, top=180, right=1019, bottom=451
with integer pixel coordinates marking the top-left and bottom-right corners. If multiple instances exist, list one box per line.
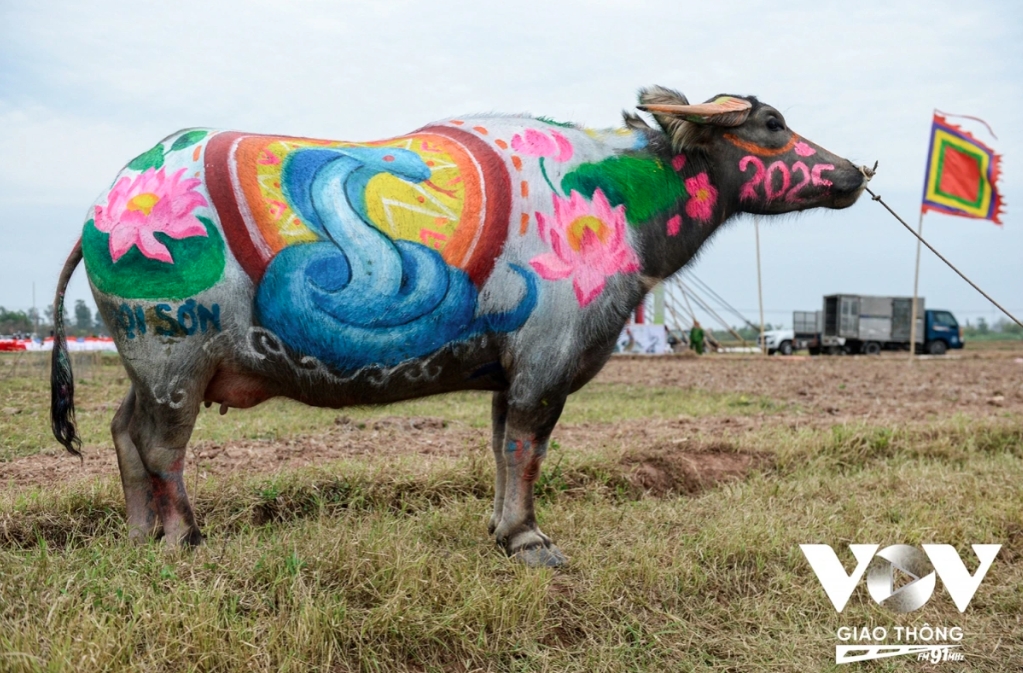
left=52, top=87, right=870, bottom=565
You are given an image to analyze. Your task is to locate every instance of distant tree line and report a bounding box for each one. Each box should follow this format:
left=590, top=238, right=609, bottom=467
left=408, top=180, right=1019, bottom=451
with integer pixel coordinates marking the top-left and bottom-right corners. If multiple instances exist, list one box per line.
left=0, top=301, right=109, bottom=338
left=703, top=324, right=776, bottom=344
left=961, top=317, right=1023, bottom=341
left=0, top=307, right=35, bottom=336
left=707, top=318, right=1023, bottom=343
left=727, top=324, right=777, bottom=342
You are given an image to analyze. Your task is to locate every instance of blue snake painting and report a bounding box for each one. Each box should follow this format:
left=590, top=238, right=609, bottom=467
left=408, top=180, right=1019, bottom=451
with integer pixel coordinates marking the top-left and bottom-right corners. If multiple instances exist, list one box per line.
left=253, top=146, right=538, bottom=372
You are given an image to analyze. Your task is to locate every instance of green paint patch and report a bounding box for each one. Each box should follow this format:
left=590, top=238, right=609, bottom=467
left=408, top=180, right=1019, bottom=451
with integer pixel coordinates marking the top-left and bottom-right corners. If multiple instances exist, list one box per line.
left=536, top=116, right=576, bottom=128
left=124, top=131, right=206, bottom=172
left=82, top=216, right=225, bottom=300
left=126, top=144, right=165, bottom=172
left=561, top=155, right=687, bottom=226
left=170, top=130, right=208, bottom=152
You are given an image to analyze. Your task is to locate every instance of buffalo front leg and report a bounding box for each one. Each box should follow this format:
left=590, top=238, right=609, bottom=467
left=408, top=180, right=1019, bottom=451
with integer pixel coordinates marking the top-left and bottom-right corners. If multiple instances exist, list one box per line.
left=111, top=386, right=160, bottom=541
left=488, top=391, right=509, bottom=535
left=493, top=396, right=567, bottom=567
left=128, top=390, right=203, bottom=547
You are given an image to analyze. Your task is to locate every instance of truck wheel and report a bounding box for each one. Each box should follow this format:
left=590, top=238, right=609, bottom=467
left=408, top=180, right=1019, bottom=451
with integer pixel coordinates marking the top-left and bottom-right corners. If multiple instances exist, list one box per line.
left=779, top=340, right=793, bottom=356
left=927, top=340, right=947, bottom=355
left=863, top=342, right=882, bottom=355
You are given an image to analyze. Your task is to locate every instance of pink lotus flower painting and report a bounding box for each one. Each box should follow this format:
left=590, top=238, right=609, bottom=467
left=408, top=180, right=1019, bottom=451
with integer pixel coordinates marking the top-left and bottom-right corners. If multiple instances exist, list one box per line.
left=94, top=167, right=209, bottom=264
left=510, top=128, right=574, bottom=162
left=530, top=189, right=641, bottom=307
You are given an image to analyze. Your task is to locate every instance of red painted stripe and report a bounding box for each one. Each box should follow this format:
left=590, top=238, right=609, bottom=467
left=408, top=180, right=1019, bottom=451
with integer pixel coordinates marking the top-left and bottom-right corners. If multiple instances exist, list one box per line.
left=419, top=125, right=512, bottom=287
left=204, top=131, right=267, bottom=282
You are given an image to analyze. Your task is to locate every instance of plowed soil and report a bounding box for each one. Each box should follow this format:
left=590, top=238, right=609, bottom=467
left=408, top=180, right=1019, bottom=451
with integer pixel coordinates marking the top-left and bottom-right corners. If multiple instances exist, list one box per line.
left=4, top=350, right=1021, bottom=493
left=603, top=350, right=1023, bottom=423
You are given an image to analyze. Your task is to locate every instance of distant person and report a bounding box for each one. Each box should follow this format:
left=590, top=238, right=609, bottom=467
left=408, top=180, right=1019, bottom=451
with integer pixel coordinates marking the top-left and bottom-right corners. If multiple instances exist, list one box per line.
left=621, top=327, right=635, bottom=353
left=690, top=321, right=705, bottom=355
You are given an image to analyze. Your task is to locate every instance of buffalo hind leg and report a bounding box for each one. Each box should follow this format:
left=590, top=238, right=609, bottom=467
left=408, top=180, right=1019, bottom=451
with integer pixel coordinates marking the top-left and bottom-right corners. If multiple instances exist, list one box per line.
left=128, top=389, right=203, bottom=547
left=488, top=391, right=509, bottom=535
left=492, top=394, right=567, bottom=567
left=111, top=386, right=160, bottom=541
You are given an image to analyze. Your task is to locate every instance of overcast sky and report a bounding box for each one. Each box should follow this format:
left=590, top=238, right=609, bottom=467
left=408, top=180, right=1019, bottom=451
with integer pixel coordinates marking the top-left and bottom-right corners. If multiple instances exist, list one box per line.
left=2, top=0, right=1020, bottom=328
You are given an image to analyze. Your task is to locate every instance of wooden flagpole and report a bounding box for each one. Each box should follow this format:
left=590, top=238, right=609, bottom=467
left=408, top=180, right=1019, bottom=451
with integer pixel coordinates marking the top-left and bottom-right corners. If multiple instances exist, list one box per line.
left=755, top=215, right=766, bottom=355
left=909, top=109, right=937, bottom=361
left=908, top=211, right=924, bottom=360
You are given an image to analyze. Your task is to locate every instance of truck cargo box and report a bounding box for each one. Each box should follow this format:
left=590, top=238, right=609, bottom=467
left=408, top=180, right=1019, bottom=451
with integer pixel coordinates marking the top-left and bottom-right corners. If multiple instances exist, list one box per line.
left=793, top=311, right=822, bottom=334
left=822, top=294, right=924, bottom=348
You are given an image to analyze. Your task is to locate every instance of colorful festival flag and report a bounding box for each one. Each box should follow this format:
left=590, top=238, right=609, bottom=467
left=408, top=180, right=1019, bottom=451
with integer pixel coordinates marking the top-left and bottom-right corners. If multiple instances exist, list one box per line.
left=921, top=113, right=1004, bottom=224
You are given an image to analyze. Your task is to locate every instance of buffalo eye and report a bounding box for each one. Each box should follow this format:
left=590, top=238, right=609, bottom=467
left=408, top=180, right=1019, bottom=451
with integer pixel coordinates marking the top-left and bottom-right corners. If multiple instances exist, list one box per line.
left=766, top=117, right=785, bottom=132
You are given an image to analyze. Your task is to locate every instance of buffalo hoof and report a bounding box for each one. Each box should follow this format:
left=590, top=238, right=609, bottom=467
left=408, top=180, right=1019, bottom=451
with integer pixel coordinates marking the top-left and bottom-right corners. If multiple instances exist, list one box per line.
left=163, top=527, right=205, bottom=549
left=511, top=543, right=567, bottom=568
left=182, top=528, right=205, bottom=547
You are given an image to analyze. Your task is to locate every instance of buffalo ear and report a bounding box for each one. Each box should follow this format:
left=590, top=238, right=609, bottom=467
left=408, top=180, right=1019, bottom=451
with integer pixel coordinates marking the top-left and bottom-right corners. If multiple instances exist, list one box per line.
left=621, top=110, right=651, bottom=131
left=637, top=85, right=692, bottom=143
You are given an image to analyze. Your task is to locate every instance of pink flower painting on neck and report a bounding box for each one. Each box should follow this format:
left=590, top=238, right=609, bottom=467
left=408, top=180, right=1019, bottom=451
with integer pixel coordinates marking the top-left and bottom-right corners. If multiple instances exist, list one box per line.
left=530, top=189, right=641, bottom=307
left=794, top=141, right=816, bottom=157
left=510, top=128, right=574, bottom=162
left=684, top=172, right=718, bottom=223
left=94, top=168, right=209, bottom=264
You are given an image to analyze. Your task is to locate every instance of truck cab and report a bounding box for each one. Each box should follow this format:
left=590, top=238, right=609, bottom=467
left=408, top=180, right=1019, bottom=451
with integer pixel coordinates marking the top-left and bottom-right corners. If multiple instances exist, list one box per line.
left=923, top=310, right=964, bottom=354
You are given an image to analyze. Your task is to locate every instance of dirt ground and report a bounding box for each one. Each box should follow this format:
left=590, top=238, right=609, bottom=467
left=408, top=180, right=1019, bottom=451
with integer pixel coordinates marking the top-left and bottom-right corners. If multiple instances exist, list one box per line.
left=3, top=350, right=1021, bottom=493
left=605, top=349, right=1023, bottom=423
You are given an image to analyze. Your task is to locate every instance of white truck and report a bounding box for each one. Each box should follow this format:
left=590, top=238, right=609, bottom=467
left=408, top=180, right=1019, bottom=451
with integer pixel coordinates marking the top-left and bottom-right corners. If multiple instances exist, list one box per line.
left=759, top=311, right=821, bottom=356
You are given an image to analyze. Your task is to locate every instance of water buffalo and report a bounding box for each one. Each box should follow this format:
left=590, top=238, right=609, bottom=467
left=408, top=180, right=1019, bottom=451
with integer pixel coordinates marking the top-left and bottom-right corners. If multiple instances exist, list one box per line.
left=51, top=86, right=871, bottom=566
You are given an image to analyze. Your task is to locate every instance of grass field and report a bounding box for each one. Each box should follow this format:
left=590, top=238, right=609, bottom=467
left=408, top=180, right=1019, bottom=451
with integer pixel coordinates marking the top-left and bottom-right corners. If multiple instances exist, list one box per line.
left=1, top=349, right=1021, bottom=671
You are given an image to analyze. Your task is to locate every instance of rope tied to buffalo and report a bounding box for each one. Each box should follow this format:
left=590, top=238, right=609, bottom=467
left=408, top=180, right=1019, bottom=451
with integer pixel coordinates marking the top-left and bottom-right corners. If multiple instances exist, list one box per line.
left=866, top=186, right=1023, bottom=331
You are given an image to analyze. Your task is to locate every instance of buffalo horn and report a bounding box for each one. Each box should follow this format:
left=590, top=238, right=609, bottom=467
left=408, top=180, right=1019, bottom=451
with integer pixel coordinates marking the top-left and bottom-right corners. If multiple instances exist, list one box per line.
left=637, top=96, right=752, bottom=126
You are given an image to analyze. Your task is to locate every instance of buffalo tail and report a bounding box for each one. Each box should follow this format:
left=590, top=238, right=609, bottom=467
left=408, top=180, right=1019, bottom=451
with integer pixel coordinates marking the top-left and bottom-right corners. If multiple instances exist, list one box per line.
left=50, top=238, right=84, bottom=457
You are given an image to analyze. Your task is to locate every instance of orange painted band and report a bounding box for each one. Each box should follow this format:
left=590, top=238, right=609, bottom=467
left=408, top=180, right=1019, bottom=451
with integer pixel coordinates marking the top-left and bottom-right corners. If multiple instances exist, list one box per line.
left=724, top=133, right=800, bottom=157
